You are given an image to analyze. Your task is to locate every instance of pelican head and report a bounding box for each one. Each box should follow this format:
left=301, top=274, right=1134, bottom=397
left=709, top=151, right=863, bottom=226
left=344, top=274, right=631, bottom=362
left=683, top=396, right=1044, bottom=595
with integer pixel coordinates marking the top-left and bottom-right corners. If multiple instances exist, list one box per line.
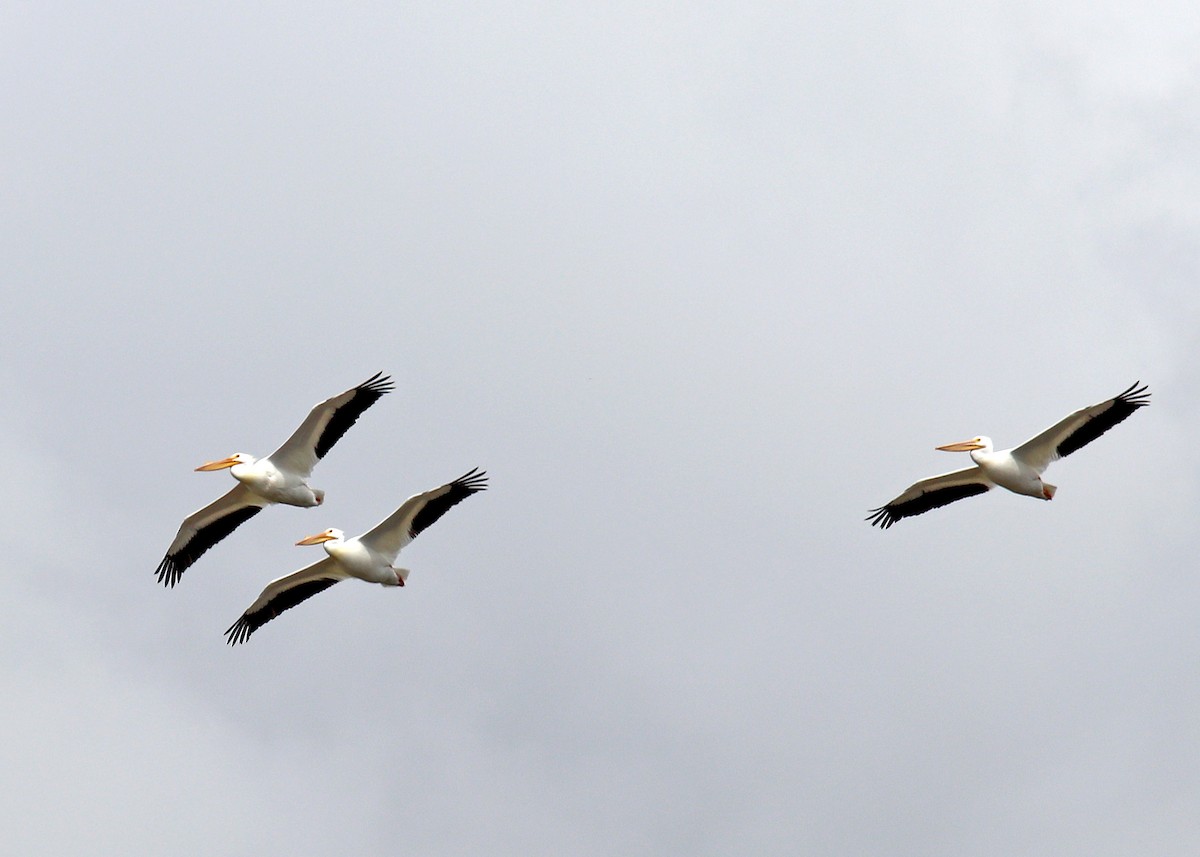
left=389, top=567, right=409, bottom=587
left=936, top=436, right=992, bottom=453
left=296, top=528, right=344, bottom=546
left=195, top=452, right=255, bottom=472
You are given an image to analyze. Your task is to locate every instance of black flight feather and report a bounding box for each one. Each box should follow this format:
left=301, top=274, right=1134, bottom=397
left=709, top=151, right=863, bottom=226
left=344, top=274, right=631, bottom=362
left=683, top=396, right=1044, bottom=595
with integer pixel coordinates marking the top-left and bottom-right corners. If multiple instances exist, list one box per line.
left=867, top=482, right=990, bottom=529
left=313, top=371, right=395, bottom=460
left=156, top=505, right=263, bottom=587
left=1056, top=381, right=1151, bottom=458
left=410, top=467, right=489, bottom=539
left=224, top=577, right=342, bottom=645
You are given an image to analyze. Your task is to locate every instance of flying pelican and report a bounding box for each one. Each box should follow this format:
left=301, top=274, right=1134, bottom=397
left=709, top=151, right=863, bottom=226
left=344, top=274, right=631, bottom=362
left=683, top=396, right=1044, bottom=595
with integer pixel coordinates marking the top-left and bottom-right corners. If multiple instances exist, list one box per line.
left=156, top=372, right=395, bottom=586
left=224, top=468, right=487, bottom=644
left=867, top=382, right=1150, bottom=529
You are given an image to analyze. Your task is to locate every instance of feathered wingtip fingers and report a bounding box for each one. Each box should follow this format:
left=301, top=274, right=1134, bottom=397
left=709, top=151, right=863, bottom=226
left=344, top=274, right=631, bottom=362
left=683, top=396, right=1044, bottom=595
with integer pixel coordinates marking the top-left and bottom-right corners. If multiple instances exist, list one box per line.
left=452, top=467, right=489, bottom=494
left=865, top=506, right=898, bottom=529
left=356, top=371, right=396, bottom=397
left=155, top=555, right=183, bottom=587
left=1115, top=381, right=1151, bottom=409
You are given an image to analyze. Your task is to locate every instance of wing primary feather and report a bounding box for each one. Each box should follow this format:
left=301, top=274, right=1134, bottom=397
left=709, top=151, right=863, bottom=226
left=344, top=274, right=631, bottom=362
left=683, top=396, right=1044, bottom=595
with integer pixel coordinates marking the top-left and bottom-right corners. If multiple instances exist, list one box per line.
left=224, top=577, right=342, bottom=645
left=408, top=467, right=488, bottom=539
left=156, top=505, right=263, bottom=587
left=1056, top=381, right=1151, bottom=458
left=867, top=482, right=990, bottom=529
left=312, top=372, right=395, bottom=460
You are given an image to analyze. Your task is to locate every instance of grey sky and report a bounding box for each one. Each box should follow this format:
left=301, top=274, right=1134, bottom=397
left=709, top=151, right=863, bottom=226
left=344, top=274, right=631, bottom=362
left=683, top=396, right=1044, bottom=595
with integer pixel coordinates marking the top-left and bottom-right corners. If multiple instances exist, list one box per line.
left=2, top=2, right=1197, bottom=855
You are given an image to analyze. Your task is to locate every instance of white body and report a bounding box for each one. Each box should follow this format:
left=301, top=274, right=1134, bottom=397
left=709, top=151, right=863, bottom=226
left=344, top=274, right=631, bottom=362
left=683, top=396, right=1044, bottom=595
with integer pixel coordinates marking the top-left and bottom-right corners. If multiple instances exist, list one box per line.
left=965, top=438, right=1056, bottom=500
left=310, top=529, right=408, bottom=587
left=228, top=456, right=324, bottom=507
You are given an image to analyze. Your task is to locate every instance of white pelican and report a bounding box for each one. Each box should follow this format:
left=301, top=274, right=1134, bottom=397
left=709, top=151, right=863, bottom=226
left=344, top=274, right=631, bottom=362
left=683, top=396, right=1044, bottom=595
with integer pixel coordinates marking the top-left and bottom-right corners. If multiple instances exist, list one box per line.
left=867, top=382, right=1150, bottom=529
left=225, top=468, right=487, bottom=644
left=156, top=372, right=395, bottom=586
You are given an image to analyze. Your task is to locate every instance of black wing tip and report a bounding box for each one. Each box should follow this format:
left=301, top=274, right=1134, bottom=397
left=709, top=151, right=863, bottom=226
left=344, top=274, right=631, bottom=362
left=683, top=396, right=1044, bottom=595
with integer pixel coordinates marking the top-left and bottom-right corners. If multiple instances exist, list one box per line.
left=224, top=617, right=253, bottom=646
left=405, top=468, right=489, bottom=540
left=357, top=371, right=396, bottom=397
left=159, top=505, right=264, bottom=583
left=865, top=506, right=897, bottom=529
left=866, top=482, right=989, bottom=529
left=453, top=467, right=489, bottom=494
left=1117, top=381, right=1151, bottom=408
left=155, top=555, right=184, bottom=588
left=1056, top=381, right=1152, bottom=458
left=313, top=373, right=395, bottom=460
left=225, top=578, right=341, bottom=645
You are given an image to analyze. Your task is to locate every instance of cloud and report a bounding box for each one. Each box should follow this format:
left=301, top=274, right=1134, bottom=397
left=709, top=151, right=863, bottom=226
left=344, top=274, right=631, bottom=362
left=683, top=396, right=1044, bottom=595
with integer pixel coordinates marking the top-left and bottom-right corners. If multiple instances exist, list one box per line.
left=1, top=2, right=1196, bottom=855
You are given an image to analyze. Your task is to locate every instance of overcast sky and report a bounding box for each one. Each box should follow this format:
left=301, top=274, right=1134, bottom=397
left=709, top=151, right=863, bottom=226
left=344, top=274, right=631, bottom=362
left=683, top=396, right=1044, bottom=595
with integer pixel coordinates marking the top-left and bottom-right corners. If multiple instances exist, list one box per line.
left=2, top=2, right=1198, bottom=855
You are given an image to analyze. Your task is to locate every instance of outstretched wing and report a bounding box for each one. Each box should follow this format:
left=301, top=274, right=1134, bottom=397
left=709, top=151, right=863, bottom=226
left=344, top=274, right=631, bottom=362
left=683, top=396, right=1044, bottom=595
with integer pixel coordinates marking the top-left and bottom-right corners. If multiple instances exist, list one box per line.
left=867, top=466, right=992, bottom=529
left=267, top=372, right=395, bottom=477
left=224, top=557, right=350, bottom=645
left=358, top=468, right=488, bottom=559
left=1012, top=382, right=1151, bottom=472
left=157, top=484, right=269, bottom=586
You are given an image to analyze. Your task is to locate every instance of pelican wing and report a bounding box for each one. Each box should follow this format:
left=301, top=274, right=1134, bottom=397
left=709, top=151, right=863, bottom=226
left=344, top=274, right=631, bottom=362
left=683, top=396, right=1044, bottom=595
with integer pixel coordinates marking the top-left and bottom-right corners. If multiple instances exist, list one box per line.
left=359, top=468, right=488, bottom=559
left=267, top=372, right=395, bottom=477
left=867, top=466, right=992, bottom=529
left=224, top=557, right=350, bottom=645
left=1012, top=382, right=1151, bottom=472
left=157, top=484, right=269, bottom=586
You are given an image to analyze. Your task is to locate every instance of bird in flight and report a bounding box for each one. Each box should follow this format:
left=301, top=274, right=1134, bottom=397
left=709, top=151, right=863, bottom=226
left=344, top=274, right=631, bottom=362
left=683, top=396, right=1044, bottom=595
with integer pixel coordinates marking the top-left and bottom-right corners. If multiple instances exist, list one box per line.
left=156, top=372, right=394, bottom=585
left=225, top=468, right=488, bottom=645
left=868, top=382, right=1150, bottom=529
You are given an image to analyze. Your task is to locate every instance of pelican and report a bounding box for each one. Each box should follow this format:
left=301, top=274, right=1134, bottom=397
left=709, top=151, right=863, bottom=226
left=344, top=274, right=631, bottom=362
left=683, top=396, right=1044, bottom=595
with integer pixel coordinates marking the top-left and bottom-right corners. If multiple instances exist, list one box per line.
left=156, top=372, right=395, bottom=586
left=867, top=382, right=1150, bottom=529
left=224, top=468, right=487, bottom=644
